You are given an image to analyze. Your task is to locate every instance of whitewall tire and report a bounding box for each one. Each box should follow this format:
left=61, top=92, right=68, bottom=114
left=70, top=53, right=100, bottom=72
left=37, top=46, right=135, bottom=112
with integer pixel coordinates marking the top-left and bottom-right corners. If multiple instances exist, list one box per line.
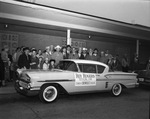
left=111, top=84, right=122, bottom=97
left=39, top=85, right=59, bottom=103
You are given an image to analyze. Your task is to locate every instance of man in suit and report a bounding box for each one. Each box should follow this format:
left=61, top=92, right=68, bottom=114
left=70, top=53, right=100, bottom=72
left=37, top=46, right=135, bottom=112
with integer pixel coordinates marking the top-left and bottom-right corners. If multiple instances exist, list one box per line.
left=18, top=47, right=31, bottom=69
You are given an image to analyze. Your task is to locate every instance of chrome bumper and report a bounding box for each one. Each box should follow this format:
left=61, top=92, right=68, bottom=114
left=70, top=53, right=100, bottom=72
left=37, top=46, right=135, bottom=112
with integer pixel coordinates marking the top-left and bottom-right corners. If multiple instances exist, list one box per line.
left=15, top=80, right=39, bottom=96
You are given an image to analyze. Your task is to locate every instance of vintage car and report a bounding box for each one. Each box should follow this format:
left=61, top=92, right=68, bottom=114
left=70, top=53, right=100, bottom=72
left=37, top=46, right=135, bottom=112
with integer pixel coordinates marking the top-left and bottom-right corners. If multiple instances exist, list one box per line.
left=15, top=59, right=138, bottom=103
left=135, top=70, right=150, bottom=86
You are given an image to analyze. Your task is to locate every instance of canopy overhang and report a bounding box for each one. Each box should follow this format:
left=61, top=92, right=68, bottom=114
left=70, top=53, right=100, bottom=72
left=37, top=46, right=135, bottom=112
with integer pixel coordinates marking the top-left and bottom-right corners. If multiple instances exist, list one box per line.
left=0, top=0, right=150, bottom=41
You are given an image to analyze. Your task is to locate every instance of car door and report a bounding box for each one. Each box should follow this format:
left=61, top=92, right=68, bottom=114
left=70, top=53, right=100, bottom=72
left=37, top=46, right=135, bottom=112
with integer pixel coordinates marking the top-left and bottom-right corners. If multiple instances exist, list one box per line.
left=62, top=62, right=108, bottom=93
left=71, top=63, right=108, bottom=93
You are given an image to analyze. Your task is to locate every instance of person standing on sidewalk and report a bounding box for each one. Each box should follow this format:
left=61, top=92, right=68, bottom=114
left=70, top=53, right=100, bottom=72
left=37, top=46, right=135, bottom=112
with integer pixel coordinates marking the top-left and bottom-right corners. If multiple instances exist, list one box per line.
left=1, top=46, right=10, bottom=86
left=0, top=53, right=5, bottom=87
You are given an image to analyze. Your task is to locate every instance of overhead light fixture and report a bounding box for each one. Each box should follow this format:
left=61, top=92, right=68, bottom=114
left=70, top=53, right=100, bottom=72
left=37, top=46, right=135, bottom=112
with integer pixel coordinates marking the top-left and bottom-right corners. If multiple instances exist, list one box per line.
left=4, top=24, right=9, bottom=28
left=88, top=35, right=91, bottom=39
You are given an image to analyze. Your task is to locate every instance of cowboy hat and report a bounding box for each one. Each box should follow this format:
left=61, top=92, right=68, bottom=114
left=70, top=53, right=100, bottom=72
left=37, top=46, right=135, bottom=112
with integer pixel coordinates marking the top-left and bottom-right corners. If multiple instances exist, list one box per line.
left=55, top=45, right=61, bottom=49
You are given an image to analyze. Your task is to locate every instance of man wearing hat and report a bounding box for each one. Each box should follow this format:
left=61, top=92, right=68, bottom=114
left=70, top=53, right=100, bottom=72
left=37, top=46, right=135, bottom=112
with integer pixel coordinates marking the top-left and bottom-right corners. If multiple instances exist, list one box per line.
left=18, top=47, right=31, bottom=69
left=82, top=47, right=88, bottom=59
left=52, top=45, right=63, bottom=66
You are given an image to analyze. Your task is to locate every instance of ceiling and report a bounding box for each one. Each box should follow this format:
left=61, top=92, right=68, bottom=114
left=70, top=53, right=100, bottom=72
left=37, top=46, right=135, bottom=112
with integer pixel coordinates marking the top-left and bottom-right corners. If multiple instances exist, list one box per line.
left=0, top=0, right=150, bottom=43
left=34, top=0, right=150, bottom=27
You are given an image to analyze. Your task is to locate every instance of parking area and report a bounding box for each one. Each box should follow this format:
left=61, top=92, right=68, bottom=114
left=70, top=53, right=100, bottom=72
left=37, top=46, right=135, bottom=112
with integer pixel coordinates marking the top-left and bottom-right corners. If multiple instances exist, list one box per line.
left=0, top=85, right=149, bottom=119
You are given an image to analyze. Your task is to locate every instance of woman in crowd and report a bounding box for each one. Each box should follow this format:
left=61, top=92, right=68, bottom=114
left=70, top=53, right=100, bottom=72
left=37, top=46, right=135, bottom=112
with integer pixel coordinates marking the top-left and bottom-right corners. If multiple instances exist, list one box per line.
left=30, top=49, right=39, bottom=69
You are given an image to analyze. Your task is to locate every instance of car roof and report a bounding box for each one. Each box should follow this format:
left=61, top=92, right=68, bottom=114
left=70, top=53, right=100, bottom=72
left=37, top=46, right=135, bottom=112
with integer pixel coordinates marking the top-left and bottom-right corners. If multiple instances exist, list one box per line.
left=60, top=59, right=109, bottom=68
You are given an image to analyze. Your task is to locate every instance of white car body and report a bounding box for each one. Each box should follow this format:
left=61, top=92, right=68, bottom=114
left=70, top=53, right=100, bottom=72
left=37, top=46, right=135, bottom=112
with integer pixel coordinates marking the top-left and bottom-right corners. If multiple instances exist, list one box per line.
left=16, top=59, right=138, bottom=103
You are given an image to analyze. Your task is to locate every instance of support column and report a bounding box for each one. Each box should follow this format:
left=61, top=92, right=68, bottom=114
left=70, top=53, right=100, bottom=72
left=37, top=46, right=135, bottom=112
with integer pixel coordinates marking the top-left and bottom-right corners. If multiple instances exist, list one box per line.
left=67, top=29, right=71, bottom=45
left=136, top=40, right=139, bottom=56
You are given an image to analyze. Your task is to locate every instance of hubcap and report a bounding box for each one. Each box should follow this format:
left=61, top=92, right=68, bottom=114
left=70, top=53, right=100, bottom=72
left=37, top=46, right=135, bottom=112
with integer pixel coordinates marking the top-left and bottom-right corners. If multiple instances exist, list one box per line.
left=113, top=84, right=121, bottom=95
left=43, top=86, right=57, bottom=102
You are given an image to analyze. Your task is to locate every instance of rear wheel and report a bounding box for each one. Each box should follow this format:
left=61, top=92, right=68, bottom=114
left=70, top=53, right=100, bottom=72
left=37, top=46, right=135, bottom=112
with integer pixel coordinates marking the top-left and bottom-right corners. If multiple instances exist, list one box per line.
left=39, top=85, right=59, bottom=103
left=111, top=84, right=122, bottom=96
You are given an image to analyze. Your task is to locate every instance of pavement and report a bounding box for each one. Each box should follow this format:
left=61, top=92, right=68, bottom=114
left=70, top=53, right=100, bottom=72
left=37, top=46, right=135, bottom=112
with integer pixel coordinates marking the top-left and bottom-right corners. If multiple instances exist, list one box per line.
left=0, top=82, right=16, bottom=94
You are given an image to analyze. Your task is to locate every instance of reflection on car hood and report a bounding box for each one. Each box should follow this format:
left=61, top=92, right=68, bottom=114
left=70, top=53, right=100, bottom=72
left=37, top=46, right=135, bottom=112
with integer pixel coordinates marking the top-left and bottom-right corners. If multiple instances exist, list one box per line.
left=24, top=69, right=63, bottom=73
left=17, top=69, right=65, bottom=75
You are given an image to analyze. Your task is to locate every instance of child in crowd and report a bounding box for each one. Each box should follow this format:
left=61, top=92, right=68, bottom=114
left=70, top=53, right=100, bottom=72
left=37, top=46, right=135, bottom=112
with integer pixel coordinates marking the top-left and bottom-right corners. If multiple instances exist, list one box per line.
left=49, top=59, right=56, bottom=70
left=43, top=58, right=50, bottom=70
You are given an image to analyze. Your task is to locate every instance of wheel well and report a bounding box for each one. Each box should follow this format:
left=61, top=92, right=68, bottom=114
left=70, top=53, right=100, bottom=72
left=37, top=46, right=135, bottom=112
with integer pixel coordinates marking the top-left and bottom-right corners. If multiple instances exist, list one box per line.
left=120, top=84, right=127, bottom=89
left=40, top=83, right=68, bottom=94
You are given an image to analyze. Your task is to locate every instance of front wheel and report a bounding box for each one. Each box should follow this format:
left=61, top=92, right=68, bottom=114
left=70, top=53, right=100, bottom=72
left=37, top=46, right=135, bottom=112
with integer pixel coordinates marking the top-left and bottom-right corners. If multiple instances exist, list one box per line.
left=111, top=84, right=122, bottom=97
left=39, top=85, right=59, bottom=103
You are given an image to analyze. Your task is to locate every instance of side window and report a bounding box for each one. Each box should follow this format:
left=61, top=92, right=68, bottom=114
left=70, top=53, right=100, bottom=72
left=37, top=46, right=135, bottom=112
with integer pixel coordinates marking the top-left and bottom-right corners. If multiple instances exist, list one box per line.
left=82, top=64, right=96, bottom=73
left=66, top=62, right=78, bottom=72
left=97, top=65, right=105, bottom=73
left=58, top=61, right=78, bottom=72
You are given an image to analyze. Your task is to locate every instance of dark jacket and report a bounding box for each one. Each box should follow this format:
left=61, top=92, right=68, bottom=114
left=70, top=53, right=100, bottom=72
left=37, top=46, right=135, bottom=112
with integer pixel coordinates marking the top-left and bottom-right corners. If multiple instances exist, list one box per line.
left=18, top=53, right=31, bottom=69
left=0, top=54, right=5, bottom=81
left=78, top=53, right=85, bottom=59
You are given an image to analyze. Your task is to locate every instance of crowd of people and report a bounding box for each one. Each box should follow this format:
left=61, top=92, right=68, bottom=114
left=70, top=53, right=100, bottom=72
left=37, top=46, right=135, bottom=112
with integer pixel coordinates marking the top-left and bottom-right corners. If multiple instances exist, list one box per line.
left=0, top=44, right=148, bottom=87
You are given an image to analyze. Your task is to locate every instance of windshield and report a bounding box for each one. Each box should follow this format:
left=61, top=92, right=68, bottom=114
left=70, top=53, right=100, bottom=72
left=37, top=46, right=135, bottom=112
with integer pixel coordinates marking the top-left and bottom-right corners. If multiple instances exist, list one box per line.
left=58, top=61, right=78, bottom=72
